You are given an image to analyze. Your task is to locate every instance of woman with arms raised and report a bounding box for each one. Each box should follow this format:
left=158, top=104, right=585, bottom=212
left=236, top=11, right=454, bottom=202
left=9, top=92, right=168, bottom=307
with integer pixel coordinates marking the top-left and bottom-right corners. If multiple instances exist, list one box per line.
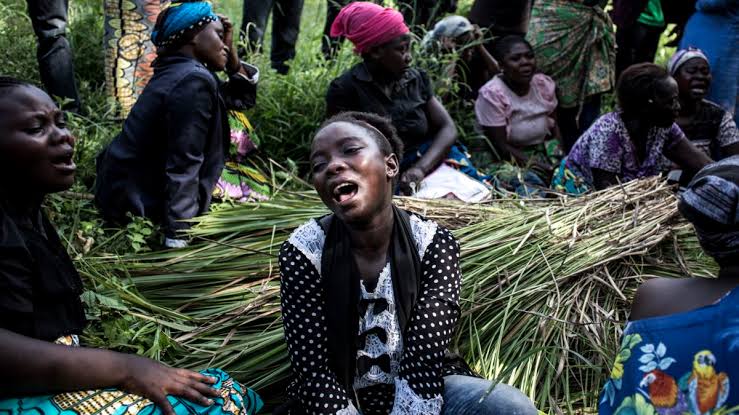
left=553, top=63, right=711, bottom=194
left=95, top=1, right=258, bottom=248
left=0, top=77, right=261, bottom=415
left=599, top=156, right=739, bottom=413
left=326, top=2, right=489, bottom=202
left=277, top=111, right=537, bottom=414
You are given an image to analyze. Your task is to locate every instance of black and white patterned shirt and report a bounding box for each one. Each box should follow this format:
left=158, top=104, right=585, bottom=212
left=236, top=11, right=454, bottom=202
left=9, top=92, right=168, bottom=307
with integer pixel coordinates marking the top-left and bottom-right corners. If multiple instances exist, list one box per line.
left=279, top=214, right=463, bottom=414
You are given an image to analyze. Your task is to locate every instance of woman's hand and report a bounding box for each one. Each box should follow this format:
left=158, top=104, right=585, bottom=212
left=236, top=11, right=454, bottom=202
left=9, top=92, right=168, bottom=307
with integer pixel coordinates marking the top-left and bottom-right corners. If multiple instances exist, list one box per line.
left=218, top=14, right=241, bottom=74
left=120, top=355, right=220, bottom=415
left=399, top=167, right=425, bottom=195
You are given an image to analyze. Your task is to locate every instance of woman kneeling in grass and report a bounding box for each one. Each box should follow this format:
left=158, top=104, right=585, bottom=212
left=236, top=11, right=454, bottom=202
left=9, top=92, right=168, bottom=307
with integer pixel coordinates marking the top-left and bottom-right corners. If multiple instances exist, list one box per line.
left=0, top=78, right=261, bottom=414
left=95, top=1, right=258, bottom=248
left=599, top=156, right=739, bottom=413
left=277, top=111, right=537, bottom=414
left=553, top=63, right=711, bottom=194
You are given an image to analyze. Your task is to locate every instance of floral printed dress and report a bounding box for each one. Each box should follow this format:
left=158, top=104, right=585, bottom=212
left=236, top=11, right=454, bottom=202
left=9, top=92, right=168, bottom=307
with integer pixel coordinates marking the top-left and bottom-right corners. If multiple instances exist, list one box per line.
left=553, top=112, right=685, bottom=194
left=600, top=288, right=739, bottom=415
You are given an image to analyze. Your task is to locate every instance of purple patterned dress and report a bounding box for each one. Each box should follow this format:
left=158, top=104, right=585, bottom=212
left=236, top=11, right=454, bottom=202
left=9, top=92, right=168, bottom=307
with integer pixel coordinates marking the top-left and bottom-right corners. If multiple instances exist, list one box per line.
left=554, top=112, right=685, bottom=192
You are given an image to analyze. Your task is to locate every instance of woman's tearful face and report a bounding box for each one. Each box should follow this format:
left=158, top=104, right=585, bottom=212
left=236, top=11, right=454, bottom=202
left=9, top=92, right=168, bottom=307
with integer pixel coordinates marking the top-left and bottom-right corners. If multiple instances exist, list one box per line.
left=0, top=86, right=76, bottom=194
left=310, top=121, right=395, bottom=224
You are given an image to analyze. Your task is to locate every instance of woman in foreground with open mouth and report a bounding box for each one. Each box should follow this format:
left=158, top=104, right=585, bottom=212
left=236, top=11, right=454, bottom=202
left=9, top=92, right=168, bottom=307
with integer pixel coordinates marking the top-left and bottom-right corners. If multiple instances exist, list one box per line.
left=276, top=111, right=537, bottom=414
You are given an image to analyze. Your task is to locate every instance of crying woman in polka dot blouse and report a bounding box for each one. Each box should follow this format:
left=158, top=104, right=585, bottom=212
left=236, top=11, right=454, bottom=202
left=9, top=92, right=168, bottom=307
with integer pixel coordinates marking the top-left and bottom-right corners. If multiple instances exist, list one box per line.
left=279, top=214, right=472, bottom=415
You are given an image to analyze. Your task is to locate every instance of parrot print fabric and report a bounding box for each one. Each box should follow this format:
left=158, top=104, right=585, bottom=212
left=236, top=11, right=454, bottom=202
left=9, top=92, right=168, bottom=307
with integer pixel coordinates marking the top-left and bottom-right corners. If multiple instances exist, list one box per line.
left=600, top=288, right=739, bottom=415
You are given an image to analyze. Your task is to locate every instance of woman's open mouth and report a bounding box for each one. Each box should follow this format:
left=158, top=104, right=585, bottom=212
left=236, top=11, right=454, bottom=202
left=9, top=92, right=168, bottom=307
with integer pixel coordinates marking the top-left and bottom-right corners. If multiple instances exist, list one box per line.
left=690, top=83, right=707, bottom=95
left=332, top=181, right=359, bottom=204
left=50, top=152, right=76, bottom=174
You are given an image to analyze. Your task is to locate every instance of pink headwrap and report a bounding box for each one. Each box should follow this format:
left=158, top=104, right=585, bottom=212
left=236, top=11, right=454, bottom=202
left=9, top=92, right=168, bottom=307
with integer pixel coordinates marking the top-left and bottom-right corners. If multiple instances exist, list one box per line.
left=330, top=2, right=409, bottom=54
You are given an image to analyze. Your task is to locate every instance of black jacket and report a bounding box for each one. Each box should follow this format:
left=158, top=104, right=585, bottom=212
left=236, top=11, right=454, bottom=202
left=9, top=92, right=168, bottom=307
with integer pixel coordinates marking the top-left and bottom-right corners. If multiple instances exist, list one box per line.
left=0, top=197, right=86, bottom=342
left=95, top=54, right=257, bottom=237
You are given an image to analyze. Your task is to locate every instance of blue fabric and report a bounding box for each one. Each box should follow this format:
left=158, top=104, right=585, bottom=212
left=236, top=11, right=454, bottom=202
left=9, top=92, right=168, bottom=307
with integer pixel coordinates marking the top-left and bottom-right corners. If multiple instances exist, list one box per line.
left=442, top=375, right=537, bottom=414
left=401, top=142, right=492, bottom=183
left=680, top=0, right=739, bottom=124
left=599, top=288, right=739, bottom=414
left=151, top=2, right=218, bottom=47
left=0, top=369, right=262, bottom=415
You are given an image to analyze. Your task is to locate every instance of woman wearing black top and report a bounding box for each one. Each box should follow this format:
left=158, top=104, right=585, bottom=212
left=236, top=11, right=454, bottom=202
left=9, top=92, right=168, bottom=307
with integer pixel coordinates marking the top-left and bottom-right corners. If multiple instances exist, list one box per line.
left=0, top=77, right=261, bottom=414
left=278, top=111, right=536, bottom=414
left=326, top=2, right=490, bottom=201
left=95, top=1, right=258, bottom=248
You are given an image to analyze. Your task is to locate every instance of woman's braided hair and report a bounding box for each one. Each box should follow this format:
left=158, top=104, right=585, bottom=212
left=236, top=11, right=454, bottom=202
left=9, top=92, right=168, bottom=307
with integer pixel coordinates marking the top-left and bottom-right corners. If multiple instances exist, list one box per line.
left=617, top=63, right=670, bottom=116
left=318, top=111, right=404, bottom=161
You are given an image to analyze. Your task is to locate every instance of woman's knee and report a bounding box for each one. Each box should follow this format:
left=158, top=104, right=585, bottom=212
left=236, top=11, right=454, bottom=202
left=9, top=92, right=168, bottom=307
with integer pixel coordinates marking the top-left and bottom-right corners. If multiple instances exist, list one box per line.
left=443, top=375, right=538, bottom=414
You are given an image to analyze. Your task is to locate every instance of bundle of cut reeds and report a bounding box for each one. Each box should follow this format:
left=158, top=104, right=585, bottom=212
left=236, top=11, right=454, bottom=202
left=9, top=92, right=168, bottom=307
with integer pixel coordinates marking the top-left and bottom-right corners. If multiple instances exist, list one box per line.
left=79, top=177, right=716, bottom=413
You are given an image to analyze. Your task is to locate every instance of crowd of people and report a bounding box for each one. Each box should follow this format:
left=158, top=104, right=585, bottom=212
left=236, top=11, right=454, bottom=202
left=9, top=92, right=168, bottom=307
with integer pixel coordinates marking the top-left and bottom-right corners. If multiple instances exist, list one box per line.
left=3, top=0, right=739, bottom=413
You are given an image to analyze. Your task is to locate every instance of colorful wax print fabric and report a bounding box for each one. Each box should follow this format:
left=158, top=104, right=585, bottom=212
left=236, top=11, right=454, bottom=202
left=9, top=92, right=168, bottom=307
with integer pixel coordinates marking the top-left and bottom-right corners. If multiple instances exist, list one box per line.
left=104, top=0, right=164, bottom=117
left=527, top=0, right=616, bottom=109
left=0, top=369, right=262, bottom=415
left=599, top=288, right=739, bottom=414
left=562, top=112, right=683, bottom=190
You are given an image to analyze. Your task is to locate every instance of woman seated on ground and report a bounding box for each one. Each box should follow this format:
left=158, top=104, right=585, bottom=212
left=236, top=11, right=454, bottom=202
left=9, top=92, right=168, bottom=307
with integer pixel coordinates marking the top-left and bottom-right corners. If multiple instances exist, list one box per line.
left=553, top=63, right=711, bottom=194
left=422, top=15, right=499, bottom=103
left=0, top=77, right=261, bottom=415
left=475, top=35, right=560, bottom=195
left=326, top=2, right=490, bottom=203
left=669, top=48, right=739, bottom=160
left=95, top=1, right=258, bottom=248
left=599, top=156, right=739, bottom=414
left=277, top=111, right=537, bottom=414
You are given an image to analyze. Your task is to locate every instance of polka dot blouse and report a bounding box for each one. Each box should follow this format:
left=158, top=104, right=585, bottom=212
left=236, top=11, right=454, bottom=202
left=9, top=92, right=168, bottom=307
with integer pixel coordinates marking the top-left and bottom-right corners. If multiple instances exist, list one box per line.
left=279, top=214, right=463, bottom=414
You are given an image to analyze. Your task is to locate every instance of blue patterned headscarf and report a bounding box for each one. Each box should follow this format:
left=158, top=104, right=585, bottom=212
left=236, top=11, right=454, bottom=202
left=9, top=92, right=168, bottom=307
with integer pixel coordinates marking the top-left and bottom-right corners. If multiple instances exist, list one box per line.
left=151, top=1, right=218, bottom=48
left=679, top=156, right=739, bottom=265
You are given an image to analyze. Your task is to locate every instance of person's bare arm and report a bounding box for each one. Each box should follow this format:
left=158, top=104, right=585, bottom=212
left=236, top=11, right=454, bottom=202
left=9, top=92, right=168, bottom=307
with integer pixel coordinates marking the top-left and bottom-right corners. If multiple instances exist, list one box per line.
left=476, top=43, right=499, bottom=76
left=663, top=137, right=712, bottom=182
left=0, top=328, right=218, bottom=415
left=399, top=97, right=456, bottom=193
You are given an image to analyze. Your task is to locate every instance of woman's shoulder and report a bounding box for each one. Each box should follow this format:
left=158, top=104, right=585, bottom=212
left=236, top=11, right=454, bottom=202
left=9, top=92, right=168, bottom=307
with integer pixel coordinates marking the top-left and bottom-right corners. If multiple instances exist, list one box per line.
left=476, top=76, right=510, bottom=106
left=583, top=112, right=626, bottom=140
left=408, top=213, right=457, bottom=258
left=630, top=277, right=739, bottom=322
left=282, top=219, right=326, bottom=272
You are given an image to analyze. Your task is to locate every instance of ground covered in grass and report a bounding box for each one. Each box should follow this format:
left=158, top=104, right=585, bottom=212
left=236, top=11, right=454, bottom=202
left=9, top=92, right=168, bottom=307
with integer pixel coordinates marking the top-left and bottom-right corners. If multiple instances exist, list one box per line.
left=1, top=1, right=686, bottom=412
left=1, top=0, right=488, bottom=252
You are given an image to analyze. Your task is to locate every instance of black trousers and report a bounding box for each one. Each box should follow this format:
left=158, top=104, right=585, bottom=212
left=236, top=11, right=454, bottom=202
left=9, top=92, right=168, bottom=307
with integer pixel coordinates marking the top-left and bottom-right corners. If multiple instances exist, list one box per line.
left=559, top=94, right=602, bottom=154
left=241, top=0, right=305, bottom=74
left=26, top=0, right=81, bottom=112
left=615, top=22, right=665, bottom=79
left=321, top=0, right=456, bottom=58
left=396, top=0, right=456, bottom=29
left=322, top=0, right=350, bottom=59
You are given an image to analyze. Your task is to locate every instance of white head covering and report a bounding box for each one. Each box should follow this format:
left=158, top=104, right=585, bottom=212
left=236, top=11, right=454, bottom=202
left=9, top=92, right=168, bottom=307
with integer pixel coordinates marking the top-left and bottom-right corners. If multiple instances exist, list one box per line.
left=667, top=48, right=709, bottom=76
left=422, top=15, right=474, bottom=49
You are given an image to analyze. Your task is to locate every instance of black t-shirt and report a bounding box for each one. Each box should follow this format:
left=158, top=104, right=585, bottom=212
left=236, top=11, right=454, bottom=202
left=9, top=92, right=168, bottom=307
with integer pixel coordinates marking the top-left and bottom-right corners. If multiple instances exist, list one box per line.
left=0, top=200, right=86, bottom=341
left=326, top=63, right=434, bottom=153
